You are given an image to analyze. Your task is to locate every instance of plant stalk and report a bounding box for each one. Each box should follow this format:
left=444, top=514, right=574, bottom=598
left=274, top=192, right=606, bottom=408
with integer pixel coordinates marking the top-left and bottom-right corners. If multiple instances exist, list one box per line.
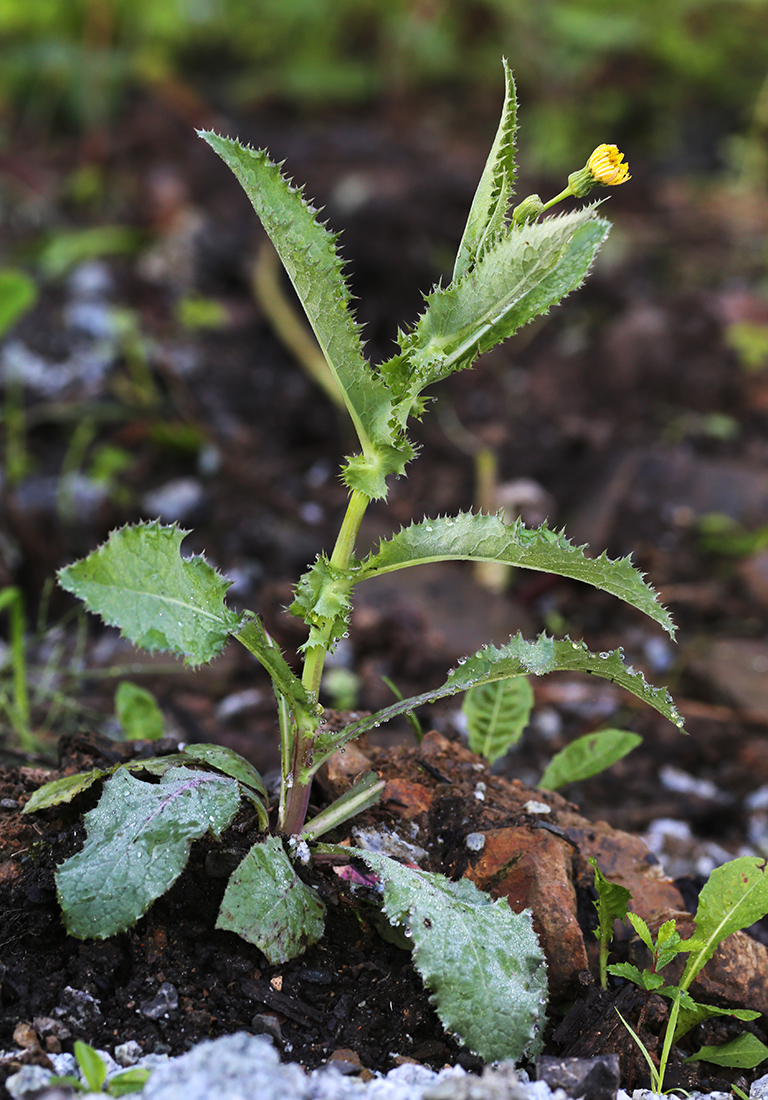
left=280, top=488, right=370, bottom=834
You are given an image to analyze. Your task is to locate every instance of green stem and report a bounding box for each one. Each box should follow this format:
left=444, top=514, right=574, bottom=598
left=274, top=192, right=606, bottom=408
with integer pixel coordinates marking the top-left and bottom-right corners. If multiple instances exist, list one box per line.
left=539, top=186, right=574, bottom=215
left=301, top=488, right=369, bottom=699
left=280, top=488, right=370, bottom=834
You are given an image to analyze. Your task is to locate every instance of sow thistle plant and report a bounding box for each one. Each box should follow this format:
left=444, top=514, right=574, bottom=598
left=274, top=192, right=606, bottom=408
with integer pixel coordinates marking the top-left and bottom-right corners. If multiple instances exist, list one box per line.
left=26, top=64, right=682, bottom=1063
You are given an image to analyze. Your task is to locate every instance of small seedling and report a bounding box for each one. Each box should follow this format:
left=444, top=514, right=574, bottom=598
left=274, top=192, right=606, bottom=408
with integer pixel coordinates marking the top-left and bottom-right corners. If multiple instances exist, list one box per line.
left=594, top=856, right=768, bottom=1090
left=49, top=1039, right=149, bottom=1096
left=26, top=63, right=679, bottom=1063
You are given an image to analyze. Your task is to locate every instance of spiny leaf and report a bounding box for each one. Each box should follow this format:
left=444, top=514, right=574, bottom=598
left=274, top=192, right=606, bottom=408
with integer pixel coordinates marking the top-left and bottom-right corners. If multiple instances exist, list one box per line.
left=453, top=58, right=517, bottom=281
left=386, top=211, right=609, bottom=411
left=199, top=131, right=408, bottom=499
left=313, top=633, right=682, bottom=765
left=289, top=555, right=355, bottom=654
left=539, top=729, right=643, bottom=790
left=216, top=836, right=325, bottom=964
left=56, top=766, right=240, bottom=939
left=351, top=847, right=547, bottom=1063
left=181, top=743, right=267, bottom=799
left=463, top=676, right=533, bottom=764
left=58, top=521, right=241, bottom=666
left=357, top=512, right=675, bottom=637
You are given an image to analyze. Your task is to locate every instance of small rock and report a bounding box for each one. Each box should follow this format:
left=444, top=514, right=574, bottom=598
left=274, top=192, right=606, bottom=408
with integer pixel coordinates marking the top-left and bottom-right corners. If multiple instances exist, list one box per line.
left=327, top=1048, right=367, bottom=1077
left=424, top=1060, right=526, bottom=1099
left=115, top=1040, right=143, bottom=1067
left=12, top=1023, right=39, bottom=1051
left=250, top=1014, right=282, bottom=1043
left=140, top=982, right=179, bottom=1020
left=465, top=832, right=486, bottom=852
left=5, top=1064, right=53, bottom=1100
left=53, top=986, right=101, bottom=1028
left=751, top=1071, right=768, bottom=1100
left=536, top=1055, right=620, bottom=1100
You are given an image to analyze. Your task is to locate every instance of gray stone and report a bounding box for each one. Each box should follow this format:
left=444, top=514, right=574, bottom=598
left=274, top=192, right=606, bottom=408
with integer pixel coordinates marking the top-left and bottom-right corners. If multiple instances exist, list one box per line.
left=5, top=1064, right=53, bottom=1100
left=140, top=982, right=179, bottom=1020
left=141, top=1032, right=309, bottom=1100
left=536, top=1055, right=620, bottom=1100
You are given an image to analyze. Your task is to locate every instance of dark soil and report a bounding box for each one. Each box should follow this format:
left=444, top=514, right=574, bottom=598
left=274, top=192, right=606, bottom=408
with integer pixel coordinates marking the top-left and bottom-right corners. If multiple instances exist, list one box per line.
left=3, top=85, right=768, bottom=1094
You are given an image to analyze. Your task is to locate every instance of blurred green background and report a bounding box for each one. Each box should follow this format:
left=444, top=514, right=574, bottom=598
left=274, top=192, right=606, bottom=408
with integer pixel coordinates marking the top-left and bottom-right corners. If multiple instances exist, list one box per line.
left=2, top=0, right=768, bottom=176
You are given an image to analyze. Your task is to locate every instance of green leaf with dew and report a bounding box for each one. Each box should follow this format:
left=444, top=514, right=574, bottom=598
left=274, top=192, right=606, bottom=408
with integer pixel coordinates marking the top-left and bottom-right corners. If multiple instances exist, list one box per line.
left=539, top=729, right=642, bottom=790
left=56, top=766, right=240, bottom=938
left=350, top=847, right=547, bottom=1063
left=216, top=836, right=325, bottom=963
left=182, top=743, right=267, bottom=799
left=58, top=521, right=242, bottom=667
left=313, top=633, right=682, bottom=766
left=357, top=512, right=675, bottom=638
left=463, top=675, right=533, bottom=764
left=23, top=768, right=106, bottom=813
left=589, top=858, right=632, bottom=943
left=199, top=130, right=407, bottom=499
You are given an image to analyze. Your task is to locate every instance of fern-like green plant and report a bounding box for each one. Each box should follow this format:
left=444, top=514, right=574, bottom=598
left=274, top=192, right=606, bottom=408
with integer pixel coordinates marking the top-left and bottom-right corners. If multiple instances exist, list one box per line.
left=27, top=63, right=681, bottom=1064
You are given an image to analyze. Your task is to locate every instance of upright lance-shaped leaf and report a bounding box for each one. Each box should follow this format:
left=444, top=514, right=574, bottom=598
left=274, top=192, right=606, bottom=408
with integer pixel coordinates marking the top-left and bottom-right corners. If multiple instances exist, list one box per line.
left=453, top=58, right=517, bottom=281
left=383, top=211, right=609, bottom=412
left=56, top=766, right=241, bottom=939
left=351, top=847, right=547, bottom=1063
left=199, top=131, right=408, bottom=499
left=312, top=633, right=682, bottom=766
left=58, top=522, right=241, bottom=666
left=356, top=512, right=676, bottom=637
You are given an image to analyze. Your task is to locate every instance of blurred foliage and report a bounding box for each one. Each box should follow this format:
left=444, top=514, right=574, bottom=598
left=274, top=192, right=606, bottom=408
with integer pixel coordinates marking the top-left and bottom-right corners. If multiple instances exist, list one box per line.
left=0, top=0, right=767, bottom=170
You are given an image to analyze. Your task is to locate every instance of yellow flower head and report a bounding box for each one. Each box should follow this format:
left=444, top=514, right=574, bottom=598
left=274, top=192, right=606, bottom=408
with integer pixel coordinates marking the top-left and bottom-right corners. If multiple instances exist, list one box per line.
left=587, top=144, right=631, bottom=187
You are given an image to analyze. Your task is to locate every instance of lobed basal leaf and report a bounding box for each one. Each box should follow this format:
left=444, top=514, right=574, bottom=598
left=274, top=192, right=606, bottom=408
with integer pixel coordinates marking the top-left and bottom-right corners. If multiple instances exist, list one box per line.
left=58, top=521, right=242, bottom=666
left=351, top=847, right=547, bottom=1063
left=56, top=766, right=241, bottom=939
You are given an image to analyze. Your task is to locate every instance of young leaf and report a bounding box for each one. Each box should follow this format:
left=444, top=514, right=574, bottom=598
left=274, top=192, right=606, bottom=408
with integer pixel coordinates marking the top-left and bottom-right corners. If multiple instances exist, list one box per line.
left=0, top=268, right=37, bottom=336
left=56, top=766, right=240, bottom=938
left=289, top=554, right=354, bottom=653
left=313, top=633, right=682, bottom=766
left=351, top=847, right=547, bottom=1063
left=216, top=836, right=325, bottom=964
left=199, top=130, right=407, bottom=499
left=607, top=962, right=646, bottom=986
left=539, top=729, right=642, bottom=790
left=675, top=1001, right=761, bottom=1043
left=115, top=681, right=165, bottom=741
left=453, top=58, right=517, bottom=281
left=627, top=910, right=655, bottom=952
left=23, top=768, right=107, bottom=813
left=181, top=743, right=267, bottom=799
left=107, top=1067, right=151, bottom=1095
left=462, top=676, right=533, bottom=764
left=356, top=513, right=675, bottom=637
left=684, top=1032, right=768, bottom=1069
left=589, top=858, right=632, bottom=944
left=301, top=772, right=386, bottom=840
left=74, top=1041, right=107, bottom=1091
left=58, top=521, right=241, bottom=666
left=682, top=857, right=768, bottom=987
left=386, top=212, right=609, bottom=409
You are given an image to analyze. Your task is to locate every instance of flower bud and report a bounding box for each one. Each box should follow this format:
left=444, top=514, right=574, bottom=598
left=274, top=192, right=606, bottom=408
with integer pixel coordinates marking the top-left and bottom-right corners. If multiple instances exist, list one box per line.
left=568, top=144, right=630, bottom=198
left=512, top=194, right=545, bottom=225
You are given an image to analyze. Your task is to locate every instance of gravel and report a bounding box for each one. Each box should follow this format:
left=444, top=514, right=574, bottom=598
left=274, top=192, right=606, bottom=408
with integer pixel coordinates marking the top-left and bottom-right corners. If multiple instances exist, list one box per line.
left=6, top=1033, right=763, bottom=1100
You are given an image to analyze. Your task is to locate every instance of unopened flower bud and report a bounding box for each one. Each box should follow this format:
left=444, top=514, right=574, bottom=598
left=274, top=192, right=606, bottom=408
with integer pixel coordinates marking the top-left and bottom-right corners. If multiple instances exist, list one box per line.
left=567, top=144, right=631, bottom=198
left=512, top=194, right=545, bottom=225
